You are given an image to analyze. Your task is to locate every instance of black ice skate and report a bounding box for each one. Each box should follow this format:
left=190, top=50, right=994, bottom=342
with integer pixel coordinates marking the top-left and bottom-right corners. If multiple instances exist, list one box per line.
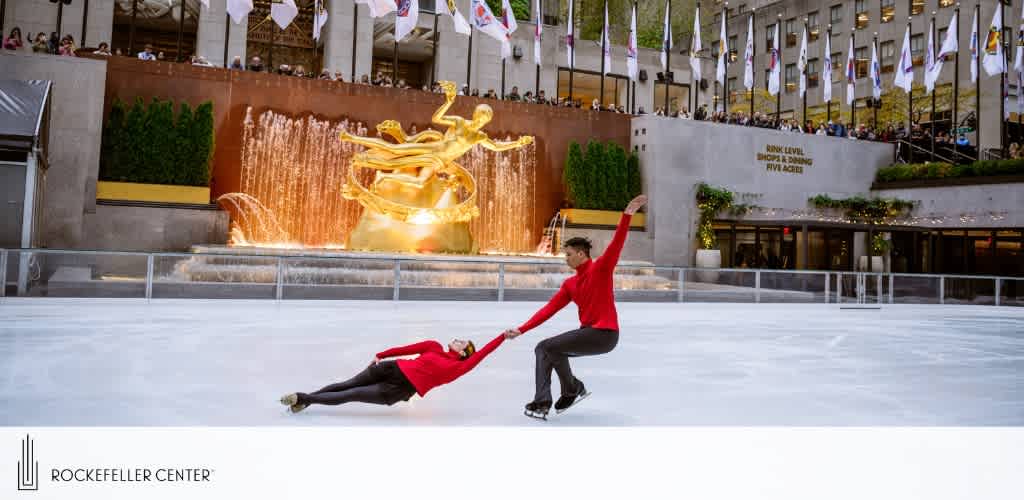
left=554, top=380, right=590, bottom=414
left=524, top=401, right=551, bottom=421
left=280, top=393, right=308, bottom=413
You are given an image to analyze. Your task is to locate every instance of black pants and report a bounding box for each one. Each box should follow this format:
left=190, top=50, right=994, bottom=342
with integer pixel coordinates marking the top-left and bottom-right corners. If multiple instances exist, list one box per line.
left=298, top=361, right=416, bottom=407
left=533, top=327, right=619, bottom=404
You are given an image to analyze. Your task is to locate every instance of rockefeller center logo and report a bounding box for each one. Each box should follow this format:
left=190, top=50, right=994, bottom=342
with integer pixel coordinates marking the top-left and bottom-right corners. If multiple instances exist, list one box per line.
left=17, top=434, right=39, bottom=491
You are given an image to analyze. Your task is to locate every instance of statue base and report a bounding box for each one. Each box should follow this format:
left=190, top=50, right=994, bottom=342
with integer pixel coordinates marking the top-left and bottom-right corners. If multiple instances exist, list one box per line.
left=346, top=210, right=477, bottom=254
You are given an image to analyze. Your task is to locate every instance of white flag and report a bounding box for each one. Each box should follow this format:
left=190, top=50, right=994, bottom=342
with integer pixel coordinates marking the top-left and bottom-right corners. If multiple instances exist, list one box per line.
left=199, top=0, right=208, bottom=9
left=664, top=0, right=675, bottom=73
left=443, top=0, right=472, bottom=36
left=845, top=35, right=855, bottom=105
left=823, top=30, right=832, bottom=102
left=500, top=0, right=518, bottom=33
left=313, top=0, right=328, bottom=42
left=743, top=14, right=753, bottom=90
left=395, top=0, right=419, bottom=42
left=627, top=4, right=638, bottom=80
left=983, top=2, right=1006, bottom=76
left=471, top=0, right=511, bottom=58
left=601, top=1, right=611, bottom=74
left=1018, top=71, right=1024, bottom=116
left=798, top=25, right=808, bottom=97
left=271, top=0, right=299, bottom=30
left=566, top=0, right=575, bottom=67
left=1004, top=76, right=1011, bottom=119
left=716, top=10, right=727, bottom=85
left=931, top=11, right=957, bottom=83
left=534, top=0, right=542, bottom=64
left=894, top=24, right=914, bottom=92
left=226, top=0, right=252, bottom=25
left=924, top=18, right=937, bottom=93
left=970, top=7, right=979, bottom=82
left=356, top=0, right=396, bottom=19
left=768, top=22, right=780, bottom=96
left=1016, top=28, right=1024, bottom=72
left=870, top=40, right=882, bottom=99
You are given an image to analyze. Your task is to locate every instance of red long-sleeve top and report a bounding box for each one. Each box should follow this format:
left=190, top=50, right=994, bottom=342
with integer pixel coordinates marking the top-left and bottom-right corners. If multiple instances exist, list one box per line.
left=375, top=334, right=506, bottom=397
left=518, top=213, right=632, bottom=334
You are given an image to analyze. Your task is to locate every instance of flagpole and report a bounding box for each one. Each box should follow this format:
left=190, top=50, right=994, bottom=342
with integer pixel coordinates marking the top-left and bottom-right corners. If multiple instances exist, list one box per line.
left=599, top=0, right=607, bottom=108
left=907, top=17, right=913, bottom=163
left=776, top=13, right=781, bottom=122
left=722, top=2, right=728, bottom=115
left=431, top=10, right=440, bottom=86
left=953, top=3, right=960, bottom=155
left=393, top=32, right=399, bottom=85
left=269, top=16, right=275, bottom=72
left=693, top=1, right=699, bottom=116
left=568, top=0, right=576, bottom=104
left=802, top=17, right=808, bottom=125
left=664, top=0, right=672, bottom=114
left=501, top=61, right=506, bottom=98
left=873, top=34, right=879, bottom=130
left=351, top=4, right=358, bottom=81
left=850, top=27, right=855, bottom=128
left=1000, top=2, right=1007, bottom=158
left=750, top=9, right=755, bottom=119
left=176, top=0, right=185, bottom=61
left=931, top=12, right=937, bottom=162
left=975, top=2, right=981, bottom=156
left=826, top=24, right=832, bottom=124
left=223, top=13, right=230, bottom=68
left=536, top=0, right=542, bottom=98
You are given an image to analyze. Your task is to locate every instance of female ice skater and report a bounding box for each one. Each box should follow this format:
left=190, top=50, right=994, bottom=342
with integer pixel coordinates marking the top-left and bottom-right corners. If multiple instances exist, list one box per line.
left=505, top=194, right=648, bottom=419
left=279, top=333, right=513, bottom=413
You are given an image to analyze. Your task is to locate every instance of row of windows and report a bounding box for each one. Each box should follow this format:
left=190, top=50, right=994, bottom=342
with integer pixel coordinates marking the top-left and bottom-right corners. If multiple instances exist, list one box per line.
left=714, top=0, right=974, bottom=28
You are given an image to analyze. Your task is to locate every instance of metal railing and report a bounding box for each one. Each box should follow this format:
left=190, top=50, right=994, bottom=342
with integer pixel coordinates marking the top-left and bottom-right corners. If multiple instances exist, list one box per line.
left=0, top=247, right=1021, bottom=307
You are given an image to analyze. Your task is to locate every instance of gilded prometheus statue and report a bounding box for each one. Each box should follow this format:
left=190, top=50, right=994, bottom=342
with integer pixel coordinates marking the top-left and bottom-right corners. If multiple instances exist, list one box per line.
left=340, top=81, right=534, bottom=253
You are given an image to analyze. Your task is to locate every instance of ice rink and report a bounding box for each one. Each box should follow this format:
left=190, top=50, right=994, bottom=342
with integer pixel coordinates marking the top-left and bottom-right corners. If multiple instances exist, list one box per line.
left=1, top=299, right=1022, bottom=426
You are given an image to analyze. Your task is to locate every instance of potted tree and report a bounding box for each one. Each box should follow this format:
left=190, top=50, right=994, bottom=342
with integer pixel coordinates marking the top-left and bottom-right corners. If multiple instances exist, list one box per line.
left=859, top=233, right=890, bottom=272
left=560, top=140, right=645, bottom=227
left=695, top=183, right=733, bottom=281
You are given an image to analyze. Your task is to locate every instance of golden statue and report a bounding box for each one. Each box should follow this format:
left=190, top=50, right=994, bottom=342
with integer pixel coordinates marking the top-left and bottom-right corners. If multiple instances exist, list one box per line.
left=340, top=81, right=534, bottom=253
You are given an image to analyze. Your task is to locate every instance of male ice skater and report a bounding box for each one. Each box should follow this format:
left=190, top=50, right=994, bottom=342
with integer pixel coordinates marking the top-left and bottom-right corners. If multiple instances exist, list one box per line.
left=279, top=332, right=515, bottom=413
left=505, top=194, right=648, bottom=419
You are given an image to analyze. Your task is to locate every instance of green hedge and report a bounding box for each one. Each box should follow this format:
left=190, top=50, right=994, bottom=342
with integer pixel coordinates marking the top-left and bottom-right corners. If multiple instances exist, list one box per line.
left=564, top=140, right=642, bottom=210
left=875, top=159, right=1024, bottom=183
left=100, top=97, right=215, bottom=187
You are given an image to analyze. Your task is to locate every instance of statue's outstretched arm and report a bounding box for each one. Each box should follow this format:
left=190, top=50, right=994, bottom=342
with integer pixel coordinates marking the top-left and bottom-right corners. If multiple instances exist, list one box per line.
left=406, top=130, right=444, bottom=143
left=481, top=136, right=535, bottom=152
left=341, top=131, right=437, bottom=155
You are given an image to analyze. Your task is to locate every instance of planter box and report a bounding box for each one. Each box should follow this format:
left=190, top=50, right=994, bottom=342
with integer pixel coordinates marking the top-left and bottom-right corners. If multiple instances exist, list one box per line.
left=96, top=181, right=211, bottom=205
left=559, top=208, right=645, bottom=228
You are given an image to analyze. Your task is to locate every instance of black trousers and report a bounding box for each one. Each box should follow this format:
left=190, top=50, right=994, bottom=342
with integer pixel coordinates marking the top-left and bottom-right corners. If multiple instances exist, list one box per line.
left=533, top=327, right=619, bottom=404
left=298, top=361, right=416, bottom=407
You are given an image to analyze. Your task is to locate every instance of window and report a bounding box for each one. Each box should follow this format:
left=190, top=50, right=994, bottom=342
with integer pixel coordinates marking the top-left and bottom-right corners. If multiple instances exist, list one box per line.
left=766, top=23, right=776, bottom=53
left=786, top=18, right=799, bottom=47
left=910, top=0, right=924, bottom=16
left=831, top=52, right=842, bottom=83
left=729, top=35, right=738, bottom=62
left=830, top=5, right=843, bottom=27
left=728, top=77, right=738, bottom=103
left=714, top=13, right=721, bottom=25
left=808, top=12, right=820, bottom=42
left=807, top=58, right=820, bottom=87
left=910, top=33, right=924, bottom=66
left=881, top=40, right=895, bottom=73
left=855, top=0, right=869, bottom=30
left=785, top=63, right=797, bottom=92
left=881, top=0, right=895, bottom=23
left=855, top=46, right=868, bottom=78
left=939, top=0, right=954, bottom=7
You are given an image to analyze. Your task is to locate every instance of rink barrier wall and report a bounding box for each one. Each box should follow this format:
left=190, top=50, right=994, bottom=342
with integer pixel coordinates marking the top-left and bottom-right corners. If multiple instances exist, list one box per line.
left=0, top=248, right=1021, bottom=307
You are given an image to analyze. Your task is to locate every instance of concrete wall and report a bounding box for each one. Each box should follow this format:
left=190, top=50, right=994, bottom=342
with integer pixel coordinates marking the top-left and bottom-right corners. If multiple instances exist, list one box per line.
left=633, top=115, right=895, bottom=266
left=562, top=227, right=655, bottom=264
left=873, top=183, right=1024, bottom=229
left=2, top=51, right=107, bottom=250
left=195, top=0, right=249, bottom=68
left=82, top=204, right=229, bottom=251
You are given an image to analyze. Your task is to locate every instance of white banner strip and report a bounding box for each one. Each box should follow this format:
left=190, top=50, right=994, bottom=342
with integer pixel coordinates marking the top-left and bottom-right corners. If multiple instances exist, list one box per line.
left=2, top=428, right=1023, bottom=500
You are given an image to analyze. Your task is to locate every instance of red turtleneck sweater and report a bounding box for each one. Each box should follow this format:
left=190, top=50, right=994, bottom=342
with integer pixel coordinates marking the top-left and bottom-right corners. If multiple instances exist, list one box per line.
left=518, top=213, right=632, bottom=334
left=375, top=334, right=505, bottom=396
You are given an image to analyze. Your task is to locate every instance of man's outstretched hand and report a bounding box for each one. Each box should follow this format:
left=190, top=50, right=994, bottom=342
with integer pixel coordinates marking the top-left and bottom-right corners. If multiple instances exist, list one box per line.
left=503, top=328, right=523, bottom=339
left=624, top=194, right=648, bottom=215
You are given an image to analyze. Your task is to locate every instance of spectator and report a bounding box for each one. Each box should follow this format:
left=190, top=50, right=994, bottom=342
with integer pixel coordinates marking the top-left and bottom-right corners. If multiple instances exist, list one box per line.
left=319, top=69, right=332, bottom=80
left=637, top=106, right=646, bottom=115
left=591, top=98, right=601, bottom=111
left=470, top=88, right=480, bottom=97
left=334, top=71, right=344, bottom=82
left=484, top=88, right=497, bottom=99
left=229, top=55, right=244, bottom=70
left=248, top=56, right=263, bottom=71
left=294, top=65, right=306, bottom=77
left=59, top=35, right=77, bottom=56
left=156, top=51, right=166, bottom=61
left=956, top=134, right=970, bottom=147
left=93, top=42, right=112, bottom=56
left=190, top=54, right=214, bottom=66
left=277, top=64, right=292, bottom=76
left=360, top=74, right=370, bottom=84
left=459, top=84, right=468, bottom=95
left=4, top=27, right=24, bottom=50
left=48, top=32, right=59, bottom=54
left=114, top=48, right=123, bottom=56
left=507, top=86, right=521, bottom=101
left=138, top=44, right=157, bottom=61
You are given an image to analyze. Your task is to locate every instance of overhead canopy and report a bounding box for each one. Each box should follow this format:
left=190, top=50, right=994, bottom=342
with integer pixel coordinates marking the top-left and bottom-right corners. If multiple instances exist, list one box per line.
left=0, top=80, right=52, bottom=155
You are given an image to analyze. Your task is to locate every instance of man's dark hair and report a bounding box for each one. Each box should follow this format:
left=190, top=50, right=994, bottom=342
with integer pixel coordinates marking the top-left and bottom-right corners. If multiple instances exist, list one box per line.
left=563, top=237, right=592, bottom=257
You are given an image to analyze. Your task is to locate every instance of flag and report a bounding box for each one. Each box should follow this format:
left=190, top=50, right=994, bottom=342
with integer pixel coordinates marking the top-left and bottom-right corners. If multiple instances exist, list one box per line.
left=798, top=25, right=808, bottom=97
left=601, top=1, right=611, bottom=74
left=983, top=2, right=1006, bottom=76
left=1018, top=71, right=1024, bottom=116
left=356, top=0, right=396, bottom=18
left=395, top=0, right=419, bottom=42
left=313, top=0, right=328, bottom=41
left=533, top=0, right=542, bottom=64
left=1016, top=29, right=1024, bottom=72
left=716, top=10, right=727, bottom=85
left=933, top=10, right=958, bottom=82
left=226, top=0, right=253, bottom=25
left=271, top=0, right=299, bottom=30
left=472, top=0, right=511, bottom=58
left=500, top=0, right=518, bottom=34
left=823, top=30, right=832, bottom=102
left=199, top=0, right=209, bottom=9
left=924, top=18, right=937, bottom=93
left=566, top=0, right=575, bottom=67
left=768, top=23, right=780, bottom=95
left=845, top=35, right=855, bottom=104
left=665, top=0, right=676, bottom=73
left=743, top=14, right=754, bottom=90
left=870, top=40, right=882, bottom=99
left=894, top=24, right=914, bottom=92
left=444, top=0, right=472, bottom=36
left=627, top=4, right=638, bottom=81
left=970, top=7, right=979, bottom=82
left=1004, top=75, right=1011, bottom=119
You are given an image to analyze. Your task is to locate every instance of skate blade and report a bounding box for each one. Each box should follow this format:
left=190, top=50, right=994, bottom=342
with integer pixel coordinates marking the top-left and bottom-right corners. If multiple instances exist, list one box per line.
left=280, top=393, right=298, bottom=406
left=555, top=390, right=590, bottom=415
left=523, top=409, right=548, bottom=421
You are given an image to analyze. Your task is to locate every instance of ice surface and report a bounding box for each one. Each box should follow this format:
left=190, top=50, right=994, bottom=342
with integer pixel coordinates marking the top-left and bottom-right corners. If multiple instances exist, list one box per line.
left=1, top=299, right=1022, bottom=426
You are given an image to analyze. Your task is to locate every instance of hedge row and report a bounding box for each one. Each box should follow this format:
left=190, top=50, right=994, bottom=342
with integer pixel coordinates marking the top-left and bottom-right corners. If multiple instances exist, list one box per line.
left=875, top=158, right=1024, bottom=183
left=564, top=140, right=642, bottom=211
